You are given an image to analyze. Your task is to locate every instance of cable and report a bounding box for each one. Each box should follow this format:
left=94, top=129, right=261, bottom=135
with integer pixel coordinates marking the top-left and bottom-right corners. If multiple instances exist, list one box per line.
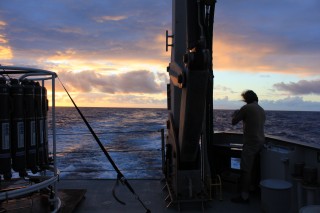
left=57, top=76, right=151, bottom=213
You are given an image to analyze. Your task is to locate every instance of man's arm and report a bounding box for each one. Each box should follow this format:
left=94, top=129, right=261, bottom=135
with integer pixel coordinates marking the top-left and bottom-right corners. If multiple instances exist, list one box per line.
left=231, top=107, right=244, bottom=125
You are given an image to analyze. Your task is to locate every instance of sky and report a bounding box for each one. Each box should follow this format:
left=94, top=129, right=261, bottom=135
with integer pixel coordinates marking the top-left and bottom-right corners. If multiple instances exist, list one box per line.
left=0, top=0, right=319, bottom=111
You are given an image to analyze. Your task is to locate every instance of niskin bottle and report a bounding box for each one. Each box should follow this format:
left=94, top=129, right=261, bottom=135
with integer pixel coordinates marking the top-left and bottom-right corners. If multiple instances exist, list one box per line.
left=10, top=79, right=27, bottom=177
left=22, top=79, right=38, bottom=173
left=0, top=77, right=12, bottom=180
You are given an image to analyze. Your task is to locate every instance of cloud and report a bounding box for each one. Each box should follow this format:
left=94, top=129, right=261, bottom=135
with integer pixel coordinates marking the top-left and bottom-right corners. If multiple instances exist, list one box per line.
left=93, top=15, right=127, bottom=23
left=213, top=96, right=242, bottom=110
left=58, top=70, right=164, bottom=94
left=273, top=79, right=320, bottom=95
left=0, top=46, right=13, bottom=59
left=1, top=0, right=319, bottom=75
left=0, top=0, right=170, bottom=61
left=0, top=35, right=8, bottom=44
left=0, top=21, right=12, bottom=60
left=1, top=0, right=319, bottom=110
left=55, top=91, right=166, bottom=108
left=260, top=96, right=320, bottom=111
left=0, top=21, right=6, bottom=27
left=214, top=85, right=237, bottom=94
left=213, top=96, right=320, bottom=111
left=53, top=27, right=84, bottom=35
left=105, top=94, right=166, bottom=107
left=0, top=34, right=13, bottom=60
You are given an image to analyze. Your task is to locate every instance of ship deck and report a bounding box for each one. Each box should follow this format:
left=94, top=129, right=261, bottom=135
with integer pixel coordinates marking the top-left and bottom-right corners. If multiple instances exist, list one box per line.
left=57, top=179, right=261, bottom=213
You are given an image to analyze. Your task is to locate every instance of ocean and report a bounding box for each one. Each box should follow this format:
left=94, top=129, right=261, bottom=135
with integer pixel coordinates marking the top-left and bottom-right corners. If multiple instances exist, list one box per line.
left=49, top=107, right=320, bottom=180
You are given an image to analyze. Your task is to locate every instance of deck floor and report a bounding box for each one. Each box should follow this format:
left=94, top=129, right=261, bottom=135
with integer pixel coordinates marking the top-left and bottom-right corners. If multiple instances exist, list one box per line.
left=57, top=179, right=262, bottom=213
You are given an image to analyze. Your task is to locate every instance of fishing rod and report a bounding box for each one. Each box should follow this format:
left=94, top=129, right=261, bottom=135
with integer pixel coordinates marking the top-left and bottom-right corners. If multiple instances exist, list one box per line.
left=58, top=76, right=151, bottom=213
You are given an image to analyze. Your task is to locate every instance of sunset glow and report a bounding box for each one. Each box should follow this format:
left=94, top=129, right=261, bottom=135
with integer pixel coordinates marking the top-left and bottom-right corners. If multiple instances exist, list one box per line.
left=0, top=0, right=319, bottom=111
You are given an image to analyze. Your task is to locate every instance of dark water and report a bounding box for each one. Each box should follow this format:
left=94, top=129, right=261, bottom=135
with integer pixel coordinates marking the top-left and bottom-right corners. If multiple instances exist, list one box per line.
left=48, top=107, right=319, bottom=179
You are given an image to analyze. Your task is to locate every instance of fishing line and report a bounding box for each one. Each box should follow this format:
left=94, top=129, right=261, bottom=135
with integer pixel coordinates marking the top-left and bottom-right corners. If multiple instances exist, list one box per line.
left=57, top=76, right=151, bottom=213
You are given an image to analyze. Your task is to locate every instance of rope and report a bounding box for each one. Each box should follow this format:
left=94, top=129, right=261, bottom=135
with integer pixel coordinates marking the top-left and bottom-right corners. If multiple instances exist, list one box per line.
left=58, top=76, right=151, bottom=213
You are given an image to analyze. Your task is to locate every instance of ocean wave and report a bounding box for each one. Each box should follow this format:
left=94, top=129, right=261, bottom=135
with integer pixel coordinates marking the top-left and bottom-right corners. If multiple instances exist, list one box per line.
left=50, top=108, right=319, bottom=179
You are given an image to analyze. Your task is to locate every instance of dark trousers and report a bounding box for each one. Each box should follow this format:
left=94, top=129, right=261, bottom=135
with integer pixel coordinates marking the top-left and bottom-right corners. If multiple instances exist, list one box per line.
left=240, top=144, right=262, bottom=194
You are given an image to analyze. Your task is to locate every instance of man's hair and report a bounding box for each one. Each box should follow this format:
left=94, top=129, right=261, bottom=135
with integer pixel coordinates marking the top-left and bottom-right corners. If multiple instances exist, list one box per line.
left=241, top=90, right=258, bottom=104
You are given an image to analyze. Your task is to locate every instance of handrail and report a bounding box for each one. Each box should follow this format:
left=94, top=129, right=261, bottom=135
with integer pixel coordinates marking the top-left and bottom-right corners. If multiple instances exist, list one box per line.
left=0, top=168, right=60, bottom=201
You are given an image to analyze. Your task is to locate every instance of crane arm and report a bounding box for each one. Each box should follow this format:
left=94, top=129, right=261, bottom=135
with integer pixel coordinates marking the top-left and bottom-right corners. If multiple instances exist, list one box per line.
left=167, top=0, right=216, bottom=167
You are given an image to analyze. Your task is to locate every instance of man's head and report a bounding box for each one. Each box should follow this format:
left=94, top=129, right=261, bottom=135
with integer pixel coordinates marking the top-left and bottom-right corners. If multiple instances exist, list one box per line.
left=241, top=90, right=258, bottom=104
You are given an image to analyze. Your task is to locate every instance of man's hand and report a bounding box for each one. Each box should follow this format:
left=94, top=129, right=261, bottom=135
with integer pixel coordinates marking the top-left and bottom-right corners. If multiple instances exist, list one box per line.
left=232, top=110, right=239, bottom=118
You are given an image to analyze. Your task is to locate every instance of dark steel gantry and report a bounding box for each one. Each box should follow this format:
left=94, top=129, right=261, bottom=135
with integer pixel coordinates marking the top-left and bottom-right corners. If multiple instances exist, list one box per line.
left=164, top=0, right=216, bottom=208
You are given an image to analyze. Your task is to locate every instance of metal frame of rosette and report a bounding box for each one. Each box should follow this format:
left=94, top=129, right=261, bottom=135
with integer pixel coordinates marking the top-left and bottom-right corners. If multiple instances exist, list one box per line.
left=0, top=66, right=61, bottom=212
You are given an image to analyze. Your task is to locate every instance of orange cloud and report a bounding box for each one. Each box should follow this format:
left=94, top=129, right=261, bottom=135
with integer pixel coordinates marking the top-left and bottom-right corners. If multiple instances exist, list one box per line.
left=48, top=49, right=77, bottom=60
left=213, top=38, right=276, bottom=72
left=0, top=21, right=6, bottom=28
left=40, top=43, right=169, bottom=76
left=51, top=91, right=166, bottom=108
left=0, top=21, right=13, bottom=60
left=213, top=34, right=319, bottom=76
left=0, top=35, right=8, bottom=44
left=0, top=46, right=13, bottom=59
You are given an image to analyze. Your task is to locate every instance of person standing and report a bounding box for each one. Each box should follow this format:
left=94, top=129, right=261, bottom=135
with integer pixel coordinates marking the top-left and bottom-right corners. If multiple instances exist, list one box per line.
left=231, top=90, right=266, bottom=203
